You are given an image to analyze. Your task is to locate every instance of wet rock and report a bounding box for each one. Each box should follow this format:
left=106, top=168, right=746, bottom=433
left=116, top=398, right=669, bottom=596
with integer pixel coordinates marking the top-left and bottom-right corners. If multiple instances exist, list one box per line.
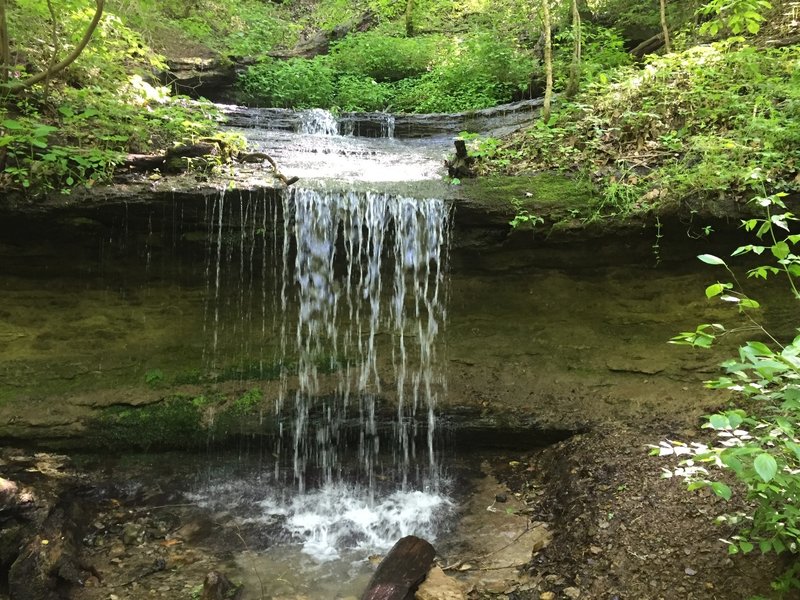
left=8, top=497, right=91, bottom=600
left=416, top=566, right=467, bottom=600
left=201, top=570, right=243, bottom=600
left=175, top=515, right=215, bottom=542
left=123, top=523, right=143, bottom=545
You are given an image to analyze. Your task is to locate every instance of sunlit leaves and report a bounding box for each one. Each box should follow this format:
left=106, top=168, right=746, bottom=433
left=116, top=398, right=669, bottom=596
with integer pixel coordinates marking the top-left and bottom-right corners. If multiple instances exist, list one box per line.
left=698, top=253, right=726, bottom=266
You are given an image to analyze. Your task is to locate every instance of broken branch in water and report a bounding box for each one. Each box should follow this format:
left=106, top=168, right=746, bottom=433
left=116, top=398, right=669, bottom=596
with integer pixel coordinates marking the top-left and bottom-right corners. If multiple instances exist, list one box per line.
left=237, top=152, right=299, bottom=186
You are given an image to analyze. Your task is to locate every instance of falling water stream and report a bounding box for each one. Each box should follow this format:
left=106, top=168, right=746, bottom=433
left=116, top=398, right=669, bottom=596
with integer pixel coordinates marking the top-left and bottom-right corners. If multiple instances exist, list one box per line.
left=186, top=108, right=456, bottom=565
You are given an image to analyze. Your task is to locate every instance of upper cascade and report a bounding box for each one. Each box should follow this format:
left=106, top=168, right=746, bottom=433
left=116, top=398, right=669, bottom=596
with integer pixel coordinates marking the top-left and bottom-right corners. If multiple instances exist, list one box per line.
left=219, top=97, right=543, bottom=139
left=298, top=108, right=340, bottom=136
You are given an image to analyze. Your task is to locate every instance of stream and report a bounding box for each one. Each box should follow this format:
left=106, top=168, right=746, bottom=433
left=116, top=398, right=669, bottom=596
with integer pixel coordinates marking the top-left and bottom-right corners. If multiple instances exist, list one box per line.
left=0, top=103, right=792, bottom=599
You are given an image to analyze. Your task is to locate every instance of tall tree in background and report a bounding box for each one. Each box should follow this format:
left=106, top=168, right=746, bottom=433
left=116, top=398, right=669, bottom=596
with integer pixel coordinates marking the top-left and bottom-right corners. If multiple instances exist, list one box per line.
left=541, top=0, right=553, bottom=122
left=0, top=0, right=10, bottom=83
left=0, top=0, right=105, bottom=91
left=405, top=0, right=415, bottom=36
left=565, top=0, right=582, bottom=98
left=660, top=0, right=672, bottom=52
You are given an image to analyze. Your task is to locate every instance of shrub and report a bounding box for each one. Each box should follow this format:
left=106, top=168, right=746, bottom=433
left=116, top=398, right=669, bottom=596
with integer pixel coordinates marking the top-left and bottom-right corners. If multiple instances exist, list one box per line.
left=335, top=75, right=395, bottom=112
left=329, top=31, right=442, bottom=82
left=391, top=32, right=534, bottom=113
left=238, top=57, right=336, bottom=108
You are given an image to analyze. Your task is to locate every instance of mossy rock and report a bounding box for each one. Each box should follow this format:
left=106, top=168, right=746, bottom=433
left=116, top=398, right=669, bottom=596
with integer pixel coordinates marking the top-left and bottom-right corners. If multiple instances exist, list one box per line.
left=456, top=172, right=599, bottom=229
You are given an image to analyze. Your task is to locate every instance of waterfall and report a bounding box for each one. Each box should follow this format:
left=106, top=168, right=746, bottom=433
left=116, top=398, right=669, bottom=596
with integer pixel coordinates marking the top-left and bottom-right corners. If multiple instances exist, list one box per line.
left=282, top=188, right=450, bottom=492
left=201, top=187, right=451, bottom=494
left=298, top=109, right=340, bottom=135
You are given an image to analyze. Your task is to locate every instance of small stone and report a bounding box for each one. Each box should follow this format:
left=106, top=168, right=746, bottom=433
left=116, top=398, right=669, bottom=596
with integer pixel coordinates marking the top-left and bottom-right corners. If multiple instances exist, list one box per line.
left=539, top=593, right=556, bottom=600
left=122, top=523, right=141, bottom=546
left=495, top=493, right=508, bottom=503
left=685, top=567, right=697, bottom=576
left=563, top=588, right=581, bottom=599
left=416, top=566, right=466, bottom=600
left=109, top=595, right=119, bottom=600
left=705, top=582, right=714, bottom=590
left=598, top=521, right=610, bottom=529
left=157, top=586, right=170, bottom=592
left=589, top=546, right=602, bottom=555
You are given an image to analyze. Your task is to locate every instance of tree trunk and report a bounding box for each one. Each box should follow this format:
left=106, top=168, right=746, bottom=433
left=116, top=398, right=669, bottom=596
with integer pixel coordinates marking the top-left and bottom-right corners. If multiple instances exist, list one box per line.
left=660, top=0, right=671, bottom=53
left=565, top=0, right=581, bottom=98
left=0, top=0, right=10, bottom=83
left=361, top=536, right=436, bottom=600
left=405, top=0, right=415, bottom=36
left=8, top=0, right=105, bottom=92
left=541, top=0, right=553, bottom=123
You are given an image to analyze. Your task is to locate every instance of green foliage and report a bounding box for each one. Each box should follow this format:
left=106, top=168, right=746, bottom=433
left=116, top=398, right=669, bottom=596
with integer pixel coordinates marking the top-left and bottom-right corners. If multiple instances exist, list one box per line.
left=698, top=0, right=773, bottom=36
left=335, top=75, right=393, bottom=112
left=553, top=25, right=632, bottom=89
left=239, top=29, right=533, bottom=113
left=239, top=57, right=336, bottom=109
left=660, top=187, right=800, bottom=594
left=108, top=0, right=295, bottom=56
left=1, top=1, right=224, bottom=195
left=329, top=31, right=441, bottom=82
left=483, top=42, right=800, bottom=215
left=392, top=32, right=534, bottom=113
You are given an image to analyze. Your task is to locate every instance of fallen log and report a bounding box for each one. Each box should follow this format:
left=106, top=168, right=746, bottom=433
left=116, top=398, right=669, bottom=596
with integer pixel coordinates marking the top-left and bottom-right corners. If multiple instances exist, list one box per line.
left=164, top=142, right=220, bottom=173
left=361, top=535, right=436, bottom=600
left=631, top=32, right=665, bottom=60
left=121, top=153, right=166, bottom=172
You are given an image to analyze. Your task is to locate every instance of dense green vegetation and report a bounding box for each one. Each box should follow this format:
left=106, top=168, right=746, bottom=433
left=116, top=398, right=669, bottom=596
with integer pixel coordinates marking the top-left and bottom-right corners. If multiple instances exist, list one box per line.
left=482, top=41, right=800, bottom=216
left=1, top=1, right=799, bottom=591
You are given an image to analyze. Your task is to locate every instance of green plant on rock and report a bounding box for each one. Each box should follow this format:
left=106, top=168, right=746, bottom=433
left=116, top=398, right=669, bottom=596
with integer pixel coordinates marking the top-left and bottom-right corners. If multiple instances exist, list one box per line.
left=660, top=182, right=800, bottom=596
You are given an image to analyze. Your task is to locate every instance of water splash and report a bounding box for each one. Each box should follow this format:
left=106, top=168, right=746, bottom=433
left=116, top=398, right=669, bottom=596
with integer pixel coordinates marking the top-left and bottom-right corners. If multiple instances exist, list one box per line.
left=298, top=109, right=339, bottom=135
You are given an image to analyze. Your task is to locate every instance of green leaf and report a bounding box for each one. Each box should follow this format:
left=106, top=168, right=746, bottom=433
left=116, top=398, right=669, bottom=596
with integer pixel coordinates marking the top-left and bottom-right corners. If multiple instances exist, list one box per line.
left=2, top=119, right=24, bottom=130
left=711, top=481, right=732, bottom=501
left=753, top=453, right=777, bottom=483
left=727, top=412, right=744, bottom=428
left=772, top=241, right=791, bottom=260
left=708, top=414, right=729, bottom=430
left=738, top=298, right=760, bottom=309
left=705, top=283, right=725, bottom=298
left=698, top=254, right=726, bottom=266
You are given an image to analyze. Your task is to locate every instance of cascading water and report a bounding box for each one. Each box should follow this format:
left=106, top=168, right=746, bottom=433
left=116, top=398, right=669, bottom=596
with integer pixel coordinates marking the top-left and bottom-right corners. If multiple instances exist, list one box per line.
left=196, top=183, right=452, bottom=558
left=298, top=108, right=340, bottom=136
left=185, top=96, right=457, bottom=561
left=282, top=188, right=450, bottom=492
